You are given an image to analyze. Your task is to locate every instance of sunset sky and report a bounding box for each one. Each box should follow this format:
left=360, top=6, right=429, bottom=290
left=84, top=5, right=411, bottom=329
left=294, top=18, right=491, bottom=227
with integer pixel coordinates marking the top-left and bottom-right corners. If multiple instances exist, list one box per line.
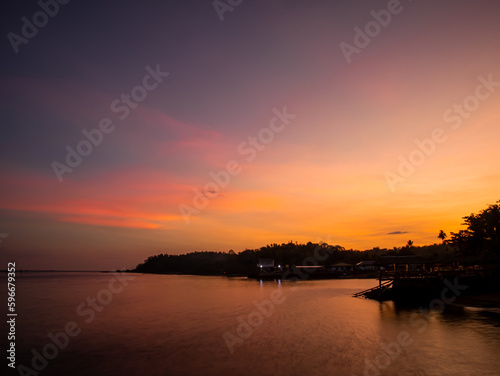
left=1, top=0, right=500, bottom=270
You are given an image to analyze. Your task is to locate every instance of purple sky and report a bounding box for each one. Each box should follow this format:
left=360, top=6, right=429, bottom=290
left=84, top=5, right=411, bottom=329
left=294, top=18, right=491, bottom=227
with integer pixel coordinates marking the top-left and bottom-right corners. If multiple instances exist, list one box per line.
left=1, top=0, right=500, bottom=270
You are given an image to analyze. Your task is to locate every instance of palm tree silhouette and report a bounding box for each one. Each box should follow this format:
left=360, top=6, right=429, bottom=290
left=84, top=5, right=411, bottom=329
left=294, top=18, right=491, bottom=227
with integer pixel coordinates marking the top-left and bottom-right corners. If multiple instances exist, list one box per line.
left=438, top=230, right=447, bottom=243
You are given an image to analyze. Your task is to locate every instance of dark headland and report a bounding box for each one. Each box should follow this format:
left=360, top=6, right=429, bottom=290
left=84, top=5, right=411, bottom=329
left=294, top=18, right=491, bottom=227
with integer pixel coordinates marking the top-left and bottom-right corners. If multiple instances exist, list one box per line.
left=131, top=200, right=500, bottom=307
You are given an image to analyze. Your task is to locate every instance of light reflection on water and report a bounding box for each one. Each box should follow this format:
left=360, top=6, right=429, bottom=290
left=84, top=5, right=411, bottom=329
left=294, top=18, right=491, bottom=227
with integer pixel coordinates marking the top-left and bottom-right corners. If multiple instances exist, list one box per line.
left=5, top=273, right=500, bottom=376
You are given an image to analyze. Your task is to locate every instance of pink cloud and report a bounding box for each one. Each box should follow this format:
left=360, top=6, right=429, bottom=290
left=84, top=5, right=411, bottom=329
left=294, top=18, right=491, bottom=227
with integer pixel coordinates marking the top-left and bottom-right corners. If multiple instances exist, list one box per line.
left=0, top=167, right=191, bottom=229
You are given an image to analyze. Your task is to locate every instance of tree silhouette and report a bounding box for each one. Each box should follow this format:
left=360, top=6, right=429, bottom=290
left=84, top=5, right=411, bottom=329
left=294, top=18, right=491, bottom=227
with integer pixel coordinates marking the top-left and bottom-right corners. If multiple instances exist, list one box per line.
left=447, top=200, right=500, bottom=256
left=438, top=230, right=447, bottom=243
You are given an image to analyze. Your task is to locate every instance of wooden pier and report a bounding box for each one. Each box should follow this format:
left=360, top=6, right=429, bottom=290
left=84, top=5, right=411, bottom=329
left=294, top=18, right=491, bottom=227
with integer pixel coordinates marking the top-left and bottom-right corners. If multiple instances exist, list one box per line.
left=353, top=279, right=393, bottom=300
left=354, top=268, right=500, bottom=303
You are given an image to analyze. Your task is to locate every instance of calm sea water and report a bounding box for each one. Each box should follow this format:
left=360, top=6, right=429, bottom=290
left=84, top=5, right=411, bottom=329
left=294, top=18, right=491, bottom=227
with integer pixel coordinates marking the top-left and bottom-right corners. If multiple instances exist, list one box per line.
left=3, top=272, right=500, bottom=376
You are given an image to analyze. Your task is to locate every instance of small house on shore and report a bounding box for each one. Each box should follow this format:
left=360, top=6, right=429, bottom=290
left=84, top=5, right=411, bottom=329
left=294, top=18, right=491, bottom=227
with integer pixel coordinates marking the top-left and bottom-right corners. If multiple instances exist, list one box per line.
left=328, top=263, right=354, bottom=273
left=376, top=255, right=428, bottom=272
left=356, top=260, right=378, bottom=271
left=257, top=258, right=275, bottom=273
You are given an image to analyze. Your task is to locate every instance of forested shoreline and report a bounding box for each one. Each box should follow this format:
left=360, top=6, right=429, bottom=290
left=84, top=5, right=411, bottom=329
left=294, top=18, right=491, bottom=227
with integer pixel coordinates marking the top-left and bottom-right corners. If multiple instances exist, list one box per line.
left=131, top=201, right=500, bottom=276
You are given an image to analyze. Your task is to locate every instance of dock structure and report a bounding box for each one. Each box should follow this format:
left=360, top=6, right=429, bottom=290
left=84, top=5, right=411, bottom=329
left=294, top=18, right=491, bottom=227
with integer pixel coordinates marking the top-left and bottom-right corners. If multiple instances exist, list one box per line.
left=354, top=266, right=500, bottom=303
left=353, top=253, right=500, bottom=302
left=353, top=279, right=394, bottom=300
